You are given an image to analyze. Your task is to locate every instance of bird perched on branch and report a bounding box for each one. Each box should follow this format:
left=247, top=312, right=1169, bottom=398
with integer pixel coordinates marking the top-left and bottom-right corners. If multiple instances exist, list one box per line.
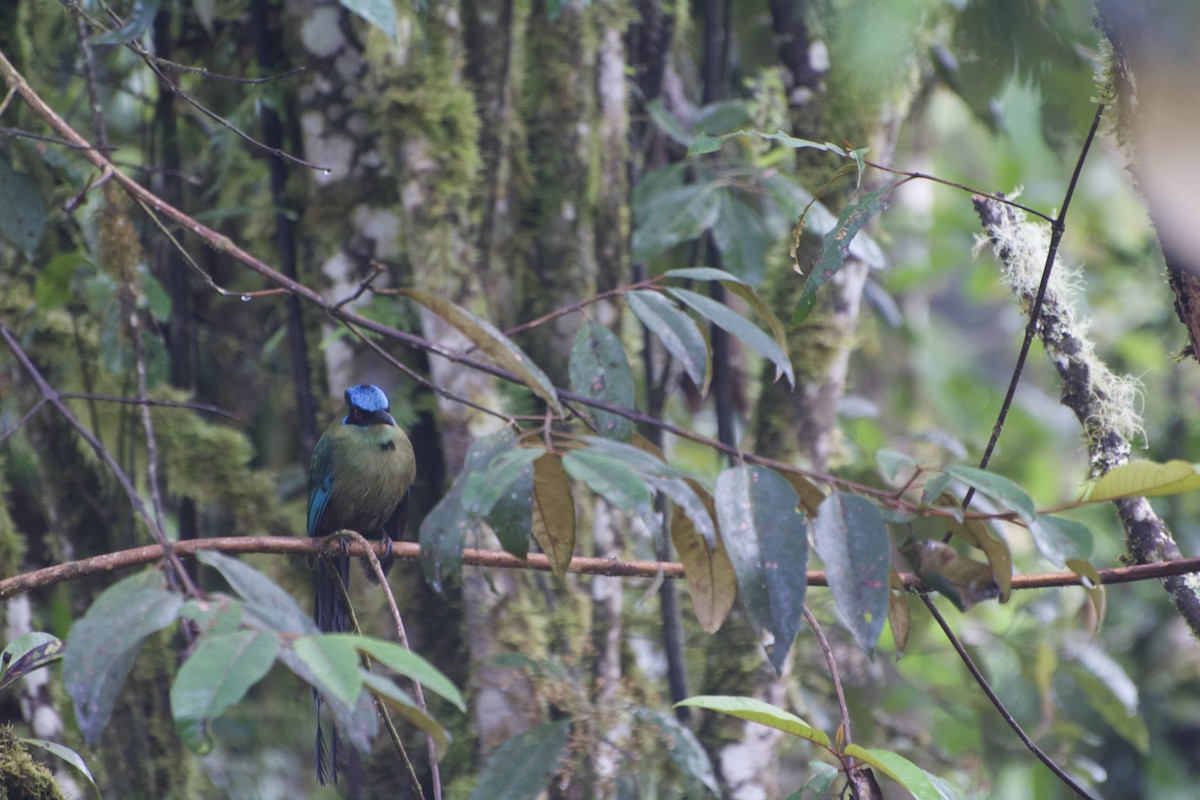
left=306, top=383, right=416, bottom=785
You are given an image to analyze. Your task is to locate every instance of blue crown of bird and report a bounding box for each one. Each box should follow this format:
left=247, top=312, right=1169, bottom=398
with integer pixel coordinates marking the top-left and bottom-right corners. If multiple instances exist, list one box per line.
left=307, top=383, right=415, bottom=785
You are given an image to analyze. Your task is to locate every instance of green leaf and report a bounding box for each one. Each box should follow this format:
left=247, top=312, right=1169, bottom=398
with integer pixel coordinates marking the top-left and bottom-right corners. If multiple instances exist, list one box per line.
left=942, top=464, right=1036, bottom=524
left=668, top=287, right=795, bottom=387
left=627, top=289, right=710, bottom=391
left=710, top=189, right=772, bottom=284
left=670, top=489, right=736, bottom=634
left=337, top=0, right=397, bottom=39
left=470, top=720, right=571, bottom=800
left=486, top=454, right=535, bottom=559
left=573, top=436, right=715, bottom=546
left=359, top=671, right=449, bottom=757
left=295, top=634, right=363, bottom=710
left=350, top=636, right=465, bottom=711
left=645, top=99, right=693, bottom=147
left=631, top=181, right=722, bottom=262
left=794, top=186, right=893, bottom=324
left=687, top=129, right=842, bottom=157
left=399, top=289, right=562, bottom=415
left=1069, top=644, right=1148, bottom=754
left=715, top=466, right=808, bottom=673
left=875, top=449, right=917, bottom=483
left=675, top=695, right=830, bottom=748
left=569, top=320, right=635, bottom=441
left=33, top=253, right=91, bottom=309
left=89, top=0, right=161, bottom=44
left=0, top=157, right=45, bottom=259
left=634, top=708, right=720, bottom=796
left=1028, top=516, right=1093, bottom=567
left=170, top=631, right=279, bottom=753
left=563, top=450, right=653, bottom=521
left=813, top=493, right=890, bottom=656
left=19, top=738, right=99, bottom=793
left=1082, top=459, right=1200, bottom=502
left=64, top=571, right=184, bottom=746
left=420, top=473, right=471, bottom=593
left=663, top=267, right=791, bottom=360
left=275, top=646, right=377, bottom=756
left=792, top=761, right=840, bottom=799
left=532, top=453, right=576, bottom=579
left=920, top=472, right=953, bottom=505
left=179, top=595, right=243, bottom=637
left=463, top=448, right=541, bottom=517
left=198, top=551, right=315, bottom=636
left=842, top=745, right=943, bottom=800
left=0, top=632, right=63, bottom=691
left=662, top=267, right=749, bottom=284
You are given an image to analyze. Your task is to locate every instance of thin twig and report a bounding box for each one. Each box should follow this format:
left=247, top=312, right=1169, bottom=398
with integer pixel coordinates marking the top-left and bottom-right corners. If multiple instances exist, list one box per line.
left=952, top=104, right=1105, bottom=523
left=0, top=325, right=198, bottom=596
left=321, top=540, right=425, bottom=799
left=919, top=594, right=1098, bottom=800
left=0, top=398, right=47, bottom=445
left=58, top=393, right=249, bottom=425
left=338, top=530, right=442, bottom=800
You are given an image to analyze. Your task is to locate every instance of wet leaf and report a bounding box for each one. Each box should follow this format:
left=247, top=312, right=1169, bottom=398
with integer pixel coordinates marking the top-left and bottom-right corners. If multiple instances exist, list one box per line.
left=569, top=320, right=635, bottom=441
left=813, top=493, right=890, bottom=655
left=337, top=0, right=397, bottom=40
left=715, top=466, right=808, bottom=672
left=64, top=571, right=184, bottom=745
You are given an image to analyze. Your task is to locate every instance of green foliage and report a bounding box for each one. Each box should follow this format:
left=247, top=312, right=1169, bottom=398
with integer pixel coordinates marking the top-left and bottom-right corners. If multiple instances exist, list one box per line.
left=0, top=157, right=45, bottom=259
left=52, top=554, right=462, bottom=770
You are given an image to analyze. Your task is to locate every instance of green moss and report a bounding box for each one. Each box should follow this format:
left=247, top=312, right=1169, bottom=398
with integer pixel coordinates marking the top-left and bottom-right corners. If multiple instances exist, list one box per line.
left=0, top=726, right=65, bottom=800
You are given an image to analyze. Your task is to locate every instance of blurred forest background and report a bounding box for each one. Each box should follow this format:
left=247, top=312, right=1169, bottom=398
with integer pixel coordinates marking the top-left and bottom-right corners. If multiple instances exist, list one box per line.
left=3, top=0, right=1200, bottom=798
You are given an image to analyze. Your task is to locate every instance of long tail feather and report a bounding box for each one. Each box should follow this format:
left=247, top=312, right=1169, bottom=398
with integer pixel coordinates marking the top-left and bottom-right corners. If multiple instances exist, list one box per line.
left=313, top=552, right=350, bottom=784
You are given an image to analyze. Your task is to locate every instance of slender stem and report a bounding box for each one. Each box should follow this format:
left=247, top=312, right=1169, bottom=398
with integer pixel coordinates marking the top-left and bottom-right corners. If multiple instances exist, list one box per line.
left=335, top=530, right=441, bottom=799
left=952, top=104, right=1105, bottom=524
left=919, top=594, right=1098, bottom=800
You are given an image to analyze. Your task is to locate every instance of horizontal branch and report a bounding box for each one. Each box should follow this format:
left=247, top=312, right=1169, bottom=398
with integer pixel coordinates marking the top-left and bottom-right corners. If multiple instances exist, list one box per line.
left=4, top=536, right=1200, bottom=602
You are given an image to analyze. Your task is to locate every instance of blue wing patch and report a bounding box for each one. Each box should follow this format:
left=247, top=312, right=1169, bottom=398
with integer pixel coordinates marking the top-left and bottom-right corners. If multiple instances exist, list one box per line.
left=307, top=469, right=334, bottom=537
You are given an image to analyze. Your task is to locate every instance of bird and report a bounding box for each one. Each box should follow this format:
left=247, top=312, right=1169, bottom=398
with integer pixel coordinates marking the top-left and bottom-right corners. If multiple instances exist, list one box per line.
left=306, top=383, right=416, bottom=785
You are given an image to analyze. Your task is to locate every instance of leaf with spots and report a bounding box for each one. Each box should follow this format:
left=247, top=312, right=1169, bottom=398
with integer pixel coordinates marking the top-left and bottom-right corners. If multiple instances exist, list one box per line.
left=569, top=320, right=635, bottom=441
left=714, top=465, right=808, bottom=673
left=421, top=431, right=519, bottom=592
left=813, top=492, right=890, bottom=656
left=793, top=185, right=893, bottom=324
